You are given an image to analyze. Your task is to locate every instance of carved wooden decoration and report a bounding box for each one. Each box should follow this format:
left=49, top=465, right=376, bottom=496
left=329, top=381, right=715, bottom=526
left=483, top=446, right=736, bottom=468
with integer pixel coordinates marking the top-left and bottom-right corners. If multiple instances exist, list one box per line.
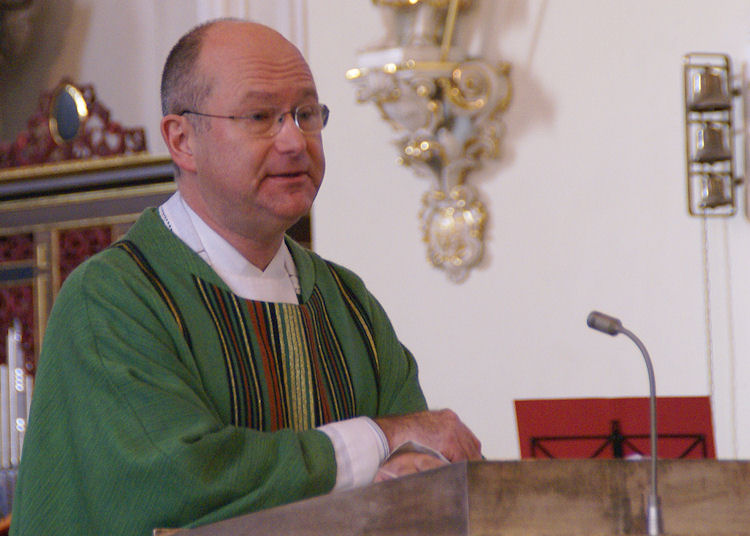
left=0, top=79, right=147, bottom=168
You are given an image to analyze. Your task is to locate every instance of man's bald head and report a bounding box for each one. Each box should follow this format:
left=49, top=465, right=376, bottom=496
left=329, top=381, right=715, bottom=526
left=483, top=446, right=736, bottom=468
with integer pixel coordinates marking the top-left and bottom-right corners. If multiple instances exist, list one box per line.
left=160, top=19, right=305, bottom=118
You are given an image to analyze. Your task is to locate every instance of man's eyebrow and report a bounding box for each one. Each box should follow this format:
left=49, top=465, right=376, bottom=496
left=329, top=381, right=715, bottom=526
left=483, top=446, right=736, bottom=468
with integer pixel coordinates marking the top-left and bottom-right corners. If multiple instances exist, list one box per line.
left=239, top=88, right=319, bottom=104
left=240, top=91, right=277, bottom=102
left=298, top=87, right=319, bottom=99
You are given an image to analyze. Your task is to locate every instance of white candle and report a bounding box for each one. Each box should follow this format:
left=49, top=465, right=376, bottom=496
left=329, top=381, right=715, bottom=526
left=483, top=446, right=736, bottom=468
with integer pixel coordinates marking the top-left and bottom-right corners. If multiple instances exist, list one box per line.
left=0, top=364, right=8, bottom=470
left=7, top=323, right=18, bottom=468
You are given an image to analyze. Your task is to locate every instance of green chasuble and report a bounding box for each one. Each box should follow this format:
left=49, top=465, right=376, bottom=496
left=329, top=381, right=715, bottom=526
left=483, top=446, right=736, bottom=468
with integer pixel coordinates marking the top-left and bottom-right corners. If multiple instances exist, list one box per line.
left=10, top=209, right=427, bottom=536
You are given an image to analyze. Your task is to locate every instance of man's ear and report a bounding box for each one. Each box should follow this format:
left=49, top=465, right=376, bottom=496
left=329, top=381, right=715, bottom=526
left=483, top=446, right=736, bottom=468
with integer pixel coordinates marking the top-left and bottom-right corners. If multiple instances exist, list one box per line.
left=161, top=115, right=197, bottom=174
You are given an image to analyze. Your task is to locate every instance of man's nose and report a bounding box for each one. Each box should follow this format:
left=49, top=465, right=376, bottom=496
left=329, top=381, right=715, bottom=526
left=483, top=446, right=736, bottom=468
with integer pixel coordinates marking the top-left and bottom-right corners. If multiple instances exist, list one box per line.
left=273, top=113, right=306, bottom=152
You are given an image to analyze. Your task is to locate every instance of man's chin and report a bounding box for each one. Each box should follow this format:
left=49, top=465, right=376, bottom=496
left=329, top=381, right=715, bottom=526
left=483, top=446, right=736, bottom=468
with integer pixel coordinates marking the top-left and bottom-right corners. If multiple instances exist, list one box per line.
left=256, top=184, right=318, bottom=226
left=273, top=199, right=315, bottom=228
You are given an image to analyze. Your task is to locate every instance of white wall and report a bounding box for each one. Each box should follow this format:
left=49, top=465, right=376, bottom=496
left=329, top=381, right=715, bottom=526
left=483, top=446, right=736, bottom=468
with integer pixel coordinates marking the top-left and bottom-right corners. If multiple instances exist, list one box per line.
left=2, top=0, right=749, bottom=460
left=307, top=0, right=750, bottom=459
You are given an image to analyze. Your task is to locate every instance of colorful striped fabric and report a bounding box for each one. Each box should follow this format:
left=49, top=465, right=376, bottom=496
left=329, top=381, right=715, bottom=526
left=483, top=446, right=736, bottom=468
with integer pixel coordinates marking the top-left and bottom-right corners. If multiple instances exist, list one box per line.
left=194, top=278, right=360, bottom=431
left=115, top=238, right=382, bottom=434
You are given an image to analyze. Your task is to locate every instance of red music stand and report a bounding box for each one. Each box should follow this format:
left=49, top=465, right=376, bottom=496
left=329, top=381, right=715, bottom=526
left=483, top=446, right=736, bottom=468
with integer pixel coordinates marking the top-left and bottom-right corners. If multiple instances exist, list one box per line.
left=515, top=397, right=715, bottom=459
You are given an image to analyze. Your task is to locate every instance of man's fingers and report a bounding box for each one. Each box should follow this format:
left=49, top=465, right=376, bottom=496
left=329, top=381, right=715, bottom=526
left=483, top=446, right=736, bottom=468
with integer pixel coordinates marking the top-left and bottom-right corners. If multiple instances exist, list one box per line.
left=435, top=409, right=482, bottom=462
left=455, top=421, right=482, bottom=460
left=375, top=408, right=482, bottom=462
left=374, top=452, right=448, bottom=482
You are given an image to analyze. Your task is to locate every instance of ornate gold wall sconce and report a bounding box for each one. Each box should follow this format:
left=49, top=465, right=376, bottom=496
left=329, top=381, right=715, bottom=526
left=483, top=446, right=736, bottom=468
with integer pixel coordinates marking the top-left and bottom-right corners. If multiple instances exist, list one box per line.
left=347, top=0, right=512, bottom=282
left=683, top=53, right=745, bottom=217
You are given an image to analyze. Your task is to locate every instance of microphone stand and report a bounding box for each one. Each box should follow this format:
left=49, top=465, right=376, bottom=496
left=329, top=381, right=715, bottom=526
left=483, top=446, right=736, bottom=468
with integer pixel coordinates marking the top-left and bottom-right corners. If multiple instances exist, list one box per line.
left=587, top=311, right=662, bottom=536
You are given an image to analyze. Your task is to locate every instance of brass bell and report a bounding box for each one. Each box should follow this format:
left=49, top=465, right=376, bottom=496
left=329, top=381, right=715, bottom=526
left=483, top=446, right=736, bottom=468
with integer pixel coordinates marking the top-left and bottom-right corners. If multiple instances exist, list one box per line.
left=693, top=123, right=731, bottom=163
left=688, top=68, right=731, bottom=111
left=699, top=173, right=732, bottom=209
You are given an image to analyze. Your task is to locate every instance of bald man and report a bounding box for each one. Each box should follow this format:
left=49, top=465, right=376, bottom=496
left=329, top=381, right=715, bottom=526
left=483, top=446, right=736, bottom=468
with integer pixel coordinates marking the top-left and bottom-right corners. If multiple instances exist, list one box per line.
left=11, top=19, right=480, bottom=536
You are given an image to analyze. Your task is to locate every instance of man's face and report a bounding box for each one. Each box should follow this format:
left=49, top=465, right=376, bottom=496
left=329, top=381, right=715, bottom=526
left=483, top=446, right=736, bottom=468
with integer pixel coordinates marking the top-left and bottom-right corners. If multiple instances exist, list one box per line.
left=184, top=23, right=326, bottom=243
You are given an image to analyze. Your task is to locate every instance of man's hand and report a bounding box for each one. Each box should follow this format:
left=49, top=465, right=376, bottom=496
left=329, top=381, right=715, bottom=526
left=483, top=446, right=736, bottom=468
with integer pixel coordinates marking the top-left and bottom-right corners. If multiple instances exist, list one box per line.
left=374, top=452, right=448, bottom=482
left=374, top=409, right=482, bottom=463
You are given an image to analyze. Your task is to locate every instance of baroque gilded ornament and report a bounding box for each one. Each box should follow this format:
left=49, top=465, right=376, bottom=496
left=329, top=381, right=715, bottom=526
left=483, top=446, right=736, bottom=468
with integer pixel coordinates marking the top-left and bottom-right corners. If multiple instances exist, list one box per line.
left=348, top=0, right=511, bottom=282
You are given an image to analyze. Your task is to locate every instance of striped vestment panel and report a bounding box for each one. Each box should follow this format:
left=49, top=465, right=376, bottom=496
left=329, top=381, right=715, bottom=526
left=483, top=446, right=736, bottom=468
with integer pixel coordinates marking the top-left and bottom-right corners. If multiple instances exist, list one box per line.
left=195, top=277, right=360, bottom=432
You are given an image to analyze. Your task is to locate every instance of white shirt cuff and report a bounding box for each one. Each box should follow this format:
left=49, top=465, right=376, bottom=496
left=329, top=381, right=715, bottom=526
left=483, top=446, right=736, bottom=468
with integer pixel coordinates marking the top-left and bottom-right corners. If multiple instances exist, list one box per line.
left=318, top=416, right=389, bottom=491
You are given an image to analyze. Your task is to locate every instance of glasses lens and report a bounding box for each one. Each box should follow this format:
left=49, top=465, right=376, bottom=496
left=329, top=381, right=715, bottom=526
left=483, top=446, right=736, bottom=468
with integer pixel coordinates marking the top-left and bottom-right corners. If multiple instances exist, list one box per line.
left=294, top=104, right=328, bottom=133
left=246, top=109, right=277, bottom=136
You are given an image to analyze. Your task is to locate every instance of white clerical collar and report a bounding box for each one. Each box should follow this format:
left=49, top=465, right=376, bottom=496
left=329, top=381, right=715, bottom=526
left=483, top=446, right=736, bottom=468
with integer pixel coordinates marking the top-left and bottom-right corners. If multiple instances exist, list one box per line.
left=159, top=191, right=300, bottom=304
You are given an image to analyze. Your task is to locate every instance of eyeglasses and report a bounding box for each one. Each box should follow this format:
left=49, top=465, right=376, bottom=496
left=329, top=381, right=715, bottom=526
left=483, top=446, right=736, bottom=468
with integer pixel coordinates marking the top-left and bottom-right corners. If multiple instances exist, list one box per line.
left=178, top=103, right=330, bottom=138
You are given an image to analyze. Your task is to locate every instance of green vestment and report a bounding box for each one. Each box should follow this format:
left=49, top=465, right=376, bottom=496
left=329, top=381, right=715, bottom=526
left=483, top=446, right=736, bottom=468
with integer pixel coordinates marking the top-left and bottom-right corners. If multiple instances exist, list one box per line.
left=10, top=209, right=426, bottom=536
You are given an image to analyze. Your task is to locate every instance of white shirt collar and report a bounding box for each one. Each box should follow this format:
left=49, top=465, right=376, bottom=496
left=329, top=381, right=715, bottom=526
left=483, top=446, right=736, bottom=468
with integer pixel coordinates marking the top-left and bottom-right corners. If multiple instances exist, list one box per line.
left=159, top=191, right=300, bottom=304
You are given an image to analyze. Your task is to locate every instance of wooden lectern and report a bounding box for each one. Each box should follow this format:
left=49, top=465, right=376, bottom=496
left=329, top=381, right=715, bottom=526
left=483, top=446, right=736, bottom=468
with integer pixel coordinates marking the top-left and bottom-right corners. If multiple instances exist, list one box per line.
left=157, top=460, right=750, bottom=535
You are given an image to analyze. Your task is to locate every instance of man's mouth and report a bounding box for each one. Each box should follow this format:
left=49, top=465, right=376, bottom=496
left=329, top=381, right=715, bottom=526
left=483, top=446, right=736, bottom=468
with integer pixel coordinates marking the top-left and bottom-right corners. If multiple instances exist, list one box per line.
left=269, top=170, right=306, bottom=178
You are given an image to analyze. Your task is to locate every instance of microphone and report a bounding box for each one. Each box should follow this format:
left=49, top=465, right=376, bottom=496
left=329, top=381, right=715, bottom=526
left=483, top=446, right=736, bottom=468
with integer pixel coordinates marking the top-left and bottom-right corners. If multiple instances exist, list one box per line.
left=586, top=311, right=622, bottom=335
left=586, top=311, right=661, bottom=536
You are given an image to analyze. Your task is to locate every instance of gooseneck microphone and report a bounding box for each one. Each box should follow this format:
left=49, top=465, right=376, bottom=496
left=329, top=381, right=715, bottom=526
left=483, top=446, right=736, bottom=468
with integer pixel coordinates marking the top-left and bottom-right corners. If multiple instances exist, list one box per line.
left=586, top=311, right=661, bottom=536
